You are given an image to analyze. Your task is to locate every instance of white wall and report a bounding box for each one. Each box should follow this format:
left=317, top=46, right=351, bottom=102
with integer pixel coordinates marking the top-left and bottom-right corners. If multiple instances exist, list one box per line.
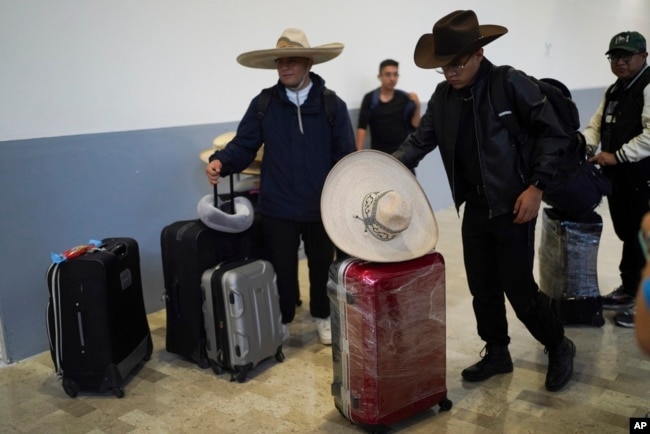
left=2, top=0, right=649, bottom=141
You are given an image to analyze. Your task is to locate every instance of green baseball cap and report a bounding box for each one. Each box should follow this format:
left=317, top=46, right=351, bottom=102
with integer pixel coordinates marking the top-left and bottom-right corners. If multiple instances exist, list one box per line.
left=606, top=31, right=646, bottom=54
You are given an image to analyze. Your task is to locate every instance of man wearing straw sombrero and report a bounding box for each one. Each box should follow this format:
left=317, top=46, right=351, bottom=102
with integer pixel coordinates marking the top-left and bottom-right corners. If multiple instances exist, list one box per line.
left=205, top=28, right=355, bottom=345
left=393, top=10, right=575, bottom=392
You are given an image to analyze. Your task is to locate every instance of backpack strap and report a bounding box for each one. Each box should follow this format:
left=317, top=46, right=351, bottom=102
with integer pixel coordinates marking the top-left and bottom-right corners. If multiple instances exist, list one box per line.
left=370, top=88, right=380, bottom=111
left=489, top=66, right=527, bottom=146
left=257, top=86, right=336, bottom=127
left=322, top=88, right=337, bottom=127
left=257, top=87, right=274, bottom=120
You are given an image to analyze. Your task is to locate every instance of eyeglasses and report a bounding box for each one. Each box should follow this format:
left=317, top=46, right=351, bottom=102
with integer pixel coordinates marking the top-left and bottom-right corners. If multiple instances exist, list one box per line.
left=606, top=52, right=640, bottom=64
left=435, top=56, right=472, bottom=75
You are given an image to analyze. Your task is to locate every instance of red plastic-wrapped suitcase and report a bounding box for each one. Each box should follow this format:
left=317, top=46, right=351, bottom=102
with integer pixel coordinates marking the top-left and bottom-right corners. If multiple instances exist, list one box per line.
left=328, top=252, right=452, bottom=431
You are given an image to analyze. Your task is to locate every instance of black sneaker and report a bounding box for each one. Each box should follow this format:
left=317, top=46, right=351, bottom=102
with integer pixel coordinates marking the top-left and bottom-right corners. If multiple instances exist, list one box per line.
left=545, top=337, right=576, bottom=392
left=613, top=308, right=635, bottom=328
left=462, top=345, right=513, bottom=382
left=601, top=286, right=635, bottom=310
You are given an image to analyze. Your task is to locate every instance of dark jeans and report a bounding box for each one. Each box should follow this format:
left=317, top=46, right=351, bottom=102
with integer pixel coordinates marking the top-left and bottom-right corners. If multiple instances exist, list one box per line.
left=262, top=216, right=334, bottom=324
left=607, top=169, right=650, bottom=296
left=461, top=193, right=564, bottom=348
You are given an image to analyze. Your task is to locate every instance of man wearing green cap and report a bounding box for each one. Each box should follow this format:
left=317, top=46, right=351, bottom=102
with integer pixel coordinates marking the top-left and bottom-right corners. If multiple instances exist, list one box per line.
left=584, top=31, right=650, bottom=328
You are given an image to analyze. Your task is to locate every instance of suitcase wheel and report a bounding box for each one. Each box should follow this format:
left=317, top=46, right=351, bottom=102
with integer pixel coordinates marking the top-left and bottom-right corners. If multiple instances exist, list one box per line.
left=363, top=424, right=389, bottom=434
left=209, top=360, right=224, bottom=376
left=231, top=363, right=253, bottom=383
left=232, top=367, right=251, bottom=383
left=275, top=347, right=285, bottom=363
left=144, top=337, right=154, bottom=361
left=113, top=387, right=125, bottom=399
left=438, top=397, right=453, bottom=412
left=591, top=313, right=605, bottom=328
left=62, top=377, right=79, bottom=398
left=198, top=357, right=210, bottom=370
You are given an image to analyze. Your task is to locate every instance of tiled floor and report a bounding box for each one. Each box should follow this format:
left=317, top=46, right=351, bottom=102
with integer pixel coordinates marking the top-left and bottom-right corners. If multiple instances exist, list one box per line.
left=1, top=202, right=649, bottom=433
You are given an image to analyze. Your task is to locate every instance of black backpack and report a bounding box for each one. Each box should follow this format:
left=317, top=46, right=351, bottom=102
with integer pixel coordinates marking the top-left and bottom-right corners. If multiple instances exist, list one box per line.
left=369, top=88, right=416, bottom=134
left=489, top=66, right=611, bottom=221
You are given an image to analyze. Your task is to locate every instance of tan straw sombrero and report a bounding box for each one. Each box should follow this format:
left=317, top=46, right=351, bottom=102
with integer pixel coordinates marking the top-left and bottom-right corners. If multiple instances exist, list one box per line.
left=321, top=150, right=438, bottom=263
left=199, top=131, right=264, bottom=176
left=237, top=28, right=344, bottom=69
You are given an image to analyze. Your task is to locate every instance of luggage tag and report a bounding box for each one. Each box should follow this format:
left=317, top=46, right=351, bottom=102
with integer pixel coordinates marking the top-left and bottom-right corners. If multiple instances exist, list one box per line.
left=51, top=239, right=103, bottom=263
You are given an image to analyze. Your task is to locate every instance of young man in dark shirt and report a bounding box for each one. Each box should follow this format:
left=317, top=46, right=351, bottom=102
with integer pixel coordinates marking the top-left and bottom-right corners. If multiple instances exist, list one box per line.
left=356, top=59, right=420, bottom=152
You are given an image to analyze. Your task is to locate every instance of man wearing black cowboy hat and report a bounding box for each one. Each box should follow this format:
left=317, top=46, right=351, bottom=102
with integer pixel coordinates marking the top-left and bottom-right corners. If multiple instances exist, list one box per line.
left=393, top=10, right=575, bottom=392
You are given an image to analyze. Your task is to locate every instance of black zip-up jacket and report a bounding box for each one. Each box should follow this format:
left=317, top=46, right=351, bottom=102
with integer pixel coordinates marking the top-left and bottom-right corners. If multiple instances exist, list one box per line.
left=393, top=59, right=568, bottom=218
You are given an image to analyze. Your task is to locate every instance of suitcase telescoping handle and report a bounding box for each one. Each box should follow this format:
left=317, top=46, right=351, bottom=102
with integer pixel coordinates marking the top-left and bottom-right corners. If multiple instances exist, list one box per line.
left=214, top=173, right=236, bottom=215
left=106, top=242, right=127, bottom=257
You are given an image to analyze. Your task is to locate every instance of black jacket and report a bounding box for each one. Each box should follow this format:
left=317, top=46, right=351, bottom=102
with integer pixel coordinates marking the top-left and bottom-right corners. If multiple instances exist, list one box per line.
left=393, top=59, right=568, bottom=218
left=601, top=65, right=650, bottom=186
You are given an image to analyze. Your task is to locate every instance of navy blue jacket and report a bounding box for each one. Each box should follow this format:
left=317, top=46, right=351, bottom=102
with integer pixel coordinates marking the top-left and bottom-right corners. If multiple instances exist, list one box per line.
left=211, top=72, right=355, bottom=222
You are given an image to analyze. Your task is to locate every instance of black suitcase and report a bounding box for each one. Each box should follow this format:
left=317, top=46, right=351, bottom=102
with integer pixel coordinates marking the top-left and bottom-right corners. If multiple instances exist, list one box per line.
left=538, top=208, right=605, bottom=327
left=161, top=181, right=264, bottom=368
left=46, top=237, right=153, bottom=398
left=201, top=258, right=284, bottom=382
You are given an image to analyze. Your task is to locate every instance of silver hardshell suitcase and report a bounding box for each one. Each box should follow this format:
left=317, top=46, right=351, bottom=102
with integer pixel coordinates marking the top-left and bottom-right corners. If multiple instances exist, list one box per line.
left=201, top=258, right=284, bottom=382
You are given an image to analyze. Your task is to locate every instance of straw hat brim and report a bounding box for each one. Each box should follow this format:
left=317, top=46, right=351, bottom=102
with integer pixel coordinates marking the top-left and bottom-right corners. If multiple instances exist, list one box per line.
left=200, top=132, right=263, bottom=176
left=213, top=131, right=236, bottom=148
left=199, top=149, right=261, bottom=176
left=321, top=150, right=439, bottom=263
left=237, top=43, right=344, bottom=69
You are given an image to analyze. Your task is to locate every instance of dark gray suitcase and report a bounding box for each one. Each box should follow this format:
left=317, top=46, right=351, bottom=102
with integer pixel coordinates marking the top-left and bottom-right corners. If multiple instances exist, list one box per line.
left=539, top=208, right=605, bottom=327
left=201, top=258, right=284, bottom=382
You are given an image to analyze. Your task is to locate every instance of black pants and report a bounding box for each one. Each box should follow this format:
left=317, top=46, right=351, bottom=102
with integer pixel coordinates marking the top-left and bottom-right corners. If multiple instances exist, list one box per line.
left=461, top=193, right=564, bottom=348
left=607, top=169, right=650, bottom=297
left=262, top=216, right=334, bottom=324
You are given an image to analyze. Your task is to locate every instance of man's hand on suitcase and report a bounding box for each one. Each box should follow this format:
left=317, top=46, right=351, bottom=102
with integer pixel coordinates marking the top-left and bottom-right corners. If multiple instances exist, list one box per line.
left=206, top=160, right=223, bottom=185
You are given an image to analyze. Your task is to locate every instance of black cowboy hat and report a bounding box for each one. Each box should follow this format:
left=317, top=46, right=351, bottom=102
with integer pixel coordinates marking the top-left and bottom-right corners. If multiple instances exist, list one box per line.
left=414, top=10, right=508, bottom=69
